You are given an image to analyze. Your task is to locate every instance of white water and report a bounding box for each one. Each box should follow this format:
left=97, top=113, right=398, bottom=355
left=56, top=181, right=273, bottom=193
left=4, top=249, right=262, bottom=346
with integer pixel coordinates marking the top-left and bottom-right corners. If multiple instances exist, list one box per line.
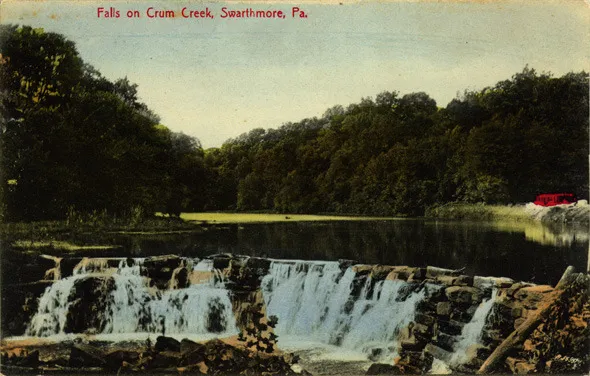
left=261, top=260, right=426, bottom=357
left=26, top=275, right=83, bottom=336
left=27, top=257, right=238, bottom=337
left=25, top=255, right=496, bottom=368
left=449, top=289, right=498, bottom=366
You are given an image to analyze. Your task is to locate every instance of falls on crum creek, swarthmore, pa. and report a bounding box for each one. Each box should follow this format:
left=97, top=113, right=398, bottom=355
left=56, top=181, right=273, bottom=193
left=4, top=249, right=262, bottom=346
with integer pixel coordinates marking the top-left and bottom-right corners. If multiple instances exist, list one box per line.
left=5, top=253, right=573, bottom=373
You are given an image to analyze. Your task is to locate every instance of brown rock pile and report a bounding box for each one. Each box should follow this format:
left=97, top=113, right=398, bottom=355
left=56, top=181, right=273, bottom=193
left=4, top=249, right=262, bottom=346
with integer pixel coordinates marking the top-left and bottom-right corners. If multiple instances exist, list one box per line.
left=1, top=336, right=308, bottom=375
left=500, top=273, right=589, bottom=374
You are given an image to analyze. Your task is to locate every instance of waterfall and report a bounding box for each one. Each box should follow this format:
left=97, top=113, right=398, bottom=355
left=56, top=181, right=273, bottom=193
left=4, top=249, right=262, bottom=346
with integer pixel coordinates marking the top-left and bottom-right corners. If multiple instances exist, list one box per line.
left=261, top=260, right=426, bottom=356
left=449, top=289, right=498, bottom=366
left=26, top=257, right=238, bottom=338
left=26, top=275, right=83, bottom=336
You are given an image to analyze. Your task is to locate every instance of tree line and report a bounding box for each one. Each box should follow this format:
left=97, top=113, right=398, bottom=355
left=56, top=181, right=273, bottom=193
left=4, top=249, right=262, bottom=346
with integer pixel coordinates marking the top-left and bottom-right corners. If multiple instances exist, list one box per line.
left=1, top=26, right=588, bottom=221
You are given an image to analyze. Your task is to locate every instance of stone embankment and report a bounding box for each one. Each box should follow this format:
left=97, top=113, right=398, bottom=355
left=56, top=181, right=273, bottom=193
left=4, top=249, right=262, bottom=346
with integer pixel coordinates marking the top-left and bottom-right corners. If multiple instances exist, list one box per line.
left=1, top=253, right=588, bottom=375
left=428, top=201, right=590, bottom=225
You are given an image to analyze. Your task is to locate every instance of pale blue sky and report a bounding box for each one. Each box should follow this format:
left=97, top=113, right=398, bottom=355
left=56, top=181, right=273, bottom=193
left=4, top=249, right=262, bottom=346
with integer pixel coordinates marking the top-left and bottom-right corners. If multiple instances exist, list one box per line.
left=2, top=1, right=589, bottom=147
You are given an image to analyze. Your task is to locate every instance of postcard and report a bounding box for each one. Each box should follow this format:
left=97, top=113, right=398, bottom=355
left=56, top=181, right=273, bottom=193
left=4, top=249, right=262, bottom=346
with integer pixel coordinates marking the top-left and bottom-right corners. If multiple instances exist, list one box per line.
left=0, top=1, right=588, bottom=375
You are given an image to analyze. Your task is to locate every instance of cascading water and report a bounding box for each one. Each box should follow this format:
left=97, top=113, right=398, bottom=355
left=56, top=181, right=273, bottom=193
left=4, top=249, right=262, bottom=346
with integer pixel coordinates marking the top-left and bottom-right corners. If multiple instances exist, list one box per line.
left=26, top=275, right=84, bottom=336
left=26, top=257, right=238, bottom=338
left=449, top=288, right=498, bottom=366
left=261, top=260, right=426, bottom=357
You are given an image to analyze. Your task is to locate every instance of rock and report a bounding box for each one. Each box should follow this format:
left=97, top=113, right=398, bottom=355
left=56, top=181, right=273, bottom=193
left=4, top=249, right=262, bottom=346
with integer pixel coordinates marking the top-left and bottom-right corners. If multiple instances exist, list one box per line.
left=245, top=257, right=271, bottom=274
left=412, top=323, right=432, bottom=337
left=338, top=259, right=357, bottom=270
left=366, top=363, right=398, bottom=375
left=180, top=347, right=207, bottom=366
left=15, top=350, right=39, bottom=368
left=143, top=255, right=182, bottom=288
left=385, top=267, right=415, bottom=281
left=105, top=350, right=140, bottom=370
left=408, top=268, right=427, bottom=282
left=515, top=285, right=553, bottom=302
left=445, top=286, right=480, bottom=304
left=424, top=343, right=452, bottom=362
left=511, top=306, right=524, bottom=318
left=436, top=302, right=452, bottom=316
left=155, top=336, right=181, bottom=352
left=150, top=351, right=182, bottom=369
left=414, top=313, right=436, bottom=326
left=426, top=266, right=459, bottom=279
left=400, top=336, right=423, bottom=351
left=169, top=266, right=189, bottom=289
left=454, top=275, right=474, bottom=286
left=436, top=275, right=457, bottom=286
left=69, top=344, right=107, bottom=368
left=352, top=265, right=374, bottom=275
left=183, top=361, right=208, bottom=374
left=514, top=317, right=526, bottom=330
left=65, top=276, right=116, bottom=333
left=515, top=361, right=536, bottom=374
left=211, top=255, right=232, bottom=270
left=438, top=319, right=464, bottom=336
left=181, top=338, right=203, bottom=354
left=474, top=276, right=513, bottom=290
left=370, top=265, right=396, bottom=280
left=434, top=332, right=456, bottom=352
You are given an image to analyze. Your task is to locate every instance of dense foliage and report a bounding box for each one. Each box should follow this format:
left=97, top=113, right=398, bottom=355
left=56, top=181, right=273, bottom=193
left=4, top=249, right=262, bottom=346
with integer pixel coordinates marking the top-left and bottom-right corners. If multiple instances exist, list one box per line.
left=1, top=26, right=588, bottom=220
left=204, top=70, right=589, bottom=216
left=0, top=26, right=206, bottom=220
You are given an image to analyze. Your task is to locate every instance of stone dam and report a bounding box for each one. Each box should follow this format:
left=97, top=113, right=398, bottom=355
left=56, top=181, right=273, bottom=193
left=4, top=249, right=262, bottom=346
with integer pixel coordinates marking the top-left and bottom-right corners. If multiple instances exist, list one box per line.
left=1, top=253, right=588, bottom=374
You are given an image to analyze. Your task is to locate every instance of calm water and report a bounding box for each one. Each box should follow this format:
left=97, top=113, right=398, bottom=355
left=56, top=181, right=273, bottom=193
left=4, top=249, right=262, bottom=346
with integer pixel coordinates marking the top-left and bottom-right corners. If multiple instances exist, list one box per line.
left=59, top=219, right=589, bottom=285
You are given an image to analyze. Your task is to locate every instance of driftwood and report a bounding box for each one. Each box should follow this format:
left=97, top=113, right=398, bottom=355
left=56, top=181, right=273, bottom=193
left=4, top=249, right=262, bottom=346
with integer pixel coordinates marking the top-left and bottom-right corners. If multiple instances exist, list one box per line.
left=477, top=266, right=575, bottom=374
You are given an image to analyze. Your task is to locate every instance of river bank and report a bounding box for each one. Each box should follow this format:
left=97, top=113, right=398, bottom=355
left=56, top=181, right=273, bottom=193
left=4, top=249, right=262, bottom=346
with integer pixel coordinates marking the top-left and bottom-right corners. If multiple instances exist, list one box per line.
left=426, top=202, right=590, bottom=225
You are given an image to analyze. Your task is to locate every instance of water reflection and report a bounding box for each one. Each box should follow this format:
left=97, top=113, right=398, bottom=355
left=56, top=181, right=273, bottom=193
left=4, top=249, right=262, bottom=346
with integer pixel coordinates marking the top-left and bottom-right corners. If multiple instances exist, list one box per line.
left=26, top=219, right=590, bottom=286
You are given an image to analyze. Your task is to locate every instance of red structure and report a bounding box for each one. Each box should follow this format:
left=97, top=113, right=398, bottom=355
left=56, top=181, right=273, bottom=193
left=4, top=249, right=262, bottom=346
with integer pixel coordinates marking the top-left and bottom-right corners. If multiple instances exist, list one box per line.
left=533, top=193, right=577, bottom=207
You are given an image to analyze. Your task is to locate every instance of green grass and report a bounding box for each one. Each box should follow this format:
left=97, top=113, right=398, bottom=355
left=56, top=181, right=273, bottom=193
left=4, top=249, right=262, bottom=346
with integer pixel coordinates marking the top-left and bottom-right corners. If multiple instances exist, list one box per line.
left=426, top=203, right=533, bottom=221
left=176, top=212, right=399, bottom=224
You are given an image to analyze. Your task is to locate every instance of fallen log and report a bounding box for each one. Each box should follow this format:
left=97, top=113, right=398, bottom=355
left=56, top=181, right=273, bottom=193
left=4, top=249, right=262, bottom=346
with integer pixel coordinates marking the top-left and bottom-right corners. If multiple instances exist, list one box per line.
left=477, top=266, right=575, bottom=374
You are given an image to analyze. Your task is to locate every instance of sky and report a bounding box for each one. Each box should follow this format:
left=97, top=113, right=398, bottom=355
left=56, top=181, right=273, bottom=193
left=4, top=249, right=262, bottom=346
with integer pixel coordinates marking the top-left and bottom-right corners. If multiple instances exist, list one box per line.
left=1, top=0, right=589, bottom=147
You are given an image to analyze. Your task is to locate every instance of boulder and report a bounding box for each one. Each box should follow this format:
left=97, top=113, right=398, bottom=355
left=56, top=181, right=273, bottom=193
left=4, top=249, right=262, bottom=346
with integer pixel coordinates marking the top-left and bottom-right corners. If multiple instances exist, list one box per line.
left=436, top=302, right=452, bottom=316
left=155, top=336, right=181, bottom=352
left=454, top=275, right=474, bottom=287
left=65, top=276, right=115, bottom=334
left=366, top=363, right=398, bottom=375
left=414, top=313, right=436, bottom=327
left=370, top=265, right=396, bottom=280
left=400, top=336, right=423, bottom=351
left=408, top=268, right=427, bottom=282
left=69, top=344, right=107, bottom=368
left=105, top=350, right=140, bottom=370
left=143, top=255, right=182, bottom=288
left=445, top=286, right=480, bottom=304
left=180, top=338, right=203, bottom=354
left=245, top=257, right=271, bottom=274
left=352, top=265, right=374, bottom=275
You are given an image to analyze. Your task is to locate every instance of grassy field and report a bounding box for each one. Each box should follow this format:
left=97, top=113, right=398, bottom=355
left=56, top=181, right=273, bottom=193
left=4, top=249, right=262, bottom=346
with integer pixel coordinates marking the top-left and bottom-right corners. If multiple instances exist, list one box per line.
left=177, top=212, right=399, bottom=224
